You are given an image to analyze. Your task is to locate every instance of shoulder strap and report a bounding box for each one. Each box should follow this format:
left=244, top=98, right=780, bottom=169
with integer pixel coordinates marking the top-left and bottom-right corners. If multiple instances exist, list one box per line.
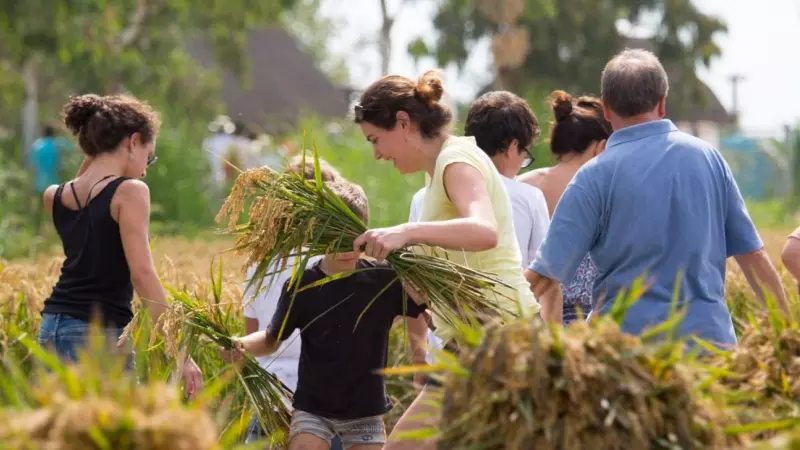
left=68, top=182, right=82, bottom=210
left=85, top=175, right=116, bottom=207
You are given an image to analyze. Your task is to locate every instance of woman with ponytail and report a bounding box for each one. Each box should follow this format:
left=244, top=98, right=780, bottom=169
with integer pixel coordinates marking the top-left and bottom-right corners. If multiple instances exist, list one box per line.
left=353, top=71, right=539, bottom=450
left=518, top=90, right=612, bottom=324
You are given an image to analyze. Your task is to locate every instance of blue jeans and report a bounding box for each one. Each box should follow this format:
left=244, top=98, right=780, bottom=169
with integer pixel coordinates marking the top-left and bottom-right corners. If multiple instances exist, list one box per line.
left=246, top=415, right=343, bottom=450
left=37, top=313, right=134, bottom=371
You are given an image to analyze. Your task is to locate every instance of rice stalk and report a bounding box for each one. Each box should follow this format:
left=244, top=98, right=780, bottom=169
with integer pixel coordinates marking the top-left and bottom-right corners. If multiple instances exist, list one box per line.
left=215, top=148, right=515, bottom=330
left=435, top=317, right=743, bottom=450
left=160, top=289, right=293, bottom=448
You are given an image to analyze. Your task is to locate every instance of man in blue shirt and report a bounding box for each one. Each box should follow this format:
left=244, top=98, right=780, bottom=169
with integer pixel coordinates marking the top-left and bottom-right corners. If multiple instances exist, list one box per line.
left=526, top=49, right=786, bottom=347
left=27, top=125, right=71, bottom=193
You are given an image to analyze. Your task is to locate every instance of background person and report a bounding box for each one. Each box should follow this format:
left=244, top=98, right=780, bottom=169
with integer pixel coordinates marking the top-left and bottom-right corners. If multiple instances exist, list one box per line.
left=518, top=90, right=612, bottom=325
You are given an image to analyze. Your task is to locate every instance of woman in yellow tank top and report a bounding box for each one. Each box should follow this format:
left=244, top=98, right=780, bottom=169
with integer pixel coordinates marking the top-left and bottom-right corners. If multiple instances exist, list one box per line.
left=352, top=70, right=539, bottom=450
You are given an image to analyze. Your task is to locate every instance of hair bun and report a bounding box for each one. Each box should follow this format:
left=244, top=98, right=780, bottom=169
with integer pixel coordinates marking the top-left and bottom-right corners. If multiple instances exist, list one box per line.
left=62, top=94, right=105, bottom=135
left=549, top=90, right=574, bottom=122
left=415, top=70, right=445, bottom=106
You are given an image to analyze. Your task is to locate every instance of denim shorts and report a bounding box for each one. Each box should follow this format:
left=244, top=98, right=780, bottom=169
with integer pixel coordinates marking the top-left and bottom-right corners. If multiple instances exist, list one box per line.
left=246, top=415, right=344, bottom=449
left=289, top=410, right=384, bottom=449
left=37, top=313, right=134, bottom=371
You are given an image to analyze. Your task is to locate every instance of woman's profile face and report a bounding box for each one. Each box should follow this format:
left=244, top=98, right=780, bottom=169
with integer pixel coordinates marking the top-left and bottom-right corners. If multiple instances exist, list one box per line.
left=359, top=118, right=419, bottom=174
left=124, top=134, right=156, bottom=179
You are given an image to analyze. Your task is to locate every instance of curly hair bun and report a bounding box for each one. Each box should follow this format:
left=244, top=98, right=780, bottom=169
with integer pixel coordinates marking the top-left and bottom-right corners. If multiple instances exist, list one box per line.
left=62, top=94, right=105, bottom=135
left=549, top=90, right=574, bottom=123
left=415, top=70, right=445, bottom=106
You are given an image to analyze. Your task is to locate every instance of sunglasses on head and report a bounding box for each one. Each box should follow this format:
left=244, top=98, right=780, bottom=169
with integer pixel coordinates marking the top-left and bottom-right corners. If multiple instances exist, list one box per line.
left=353, top=104, right=386, bottom=122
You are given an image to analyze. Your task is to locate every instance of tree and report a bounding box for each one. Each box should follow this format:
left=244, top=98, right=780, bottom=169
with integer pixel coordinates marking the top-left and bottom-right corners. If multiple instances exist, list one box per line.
left=282, top=0, right=350, bottom=84
left=0, top=0, right=299, bottom=155
left=412, top=0, right=726, bottom=109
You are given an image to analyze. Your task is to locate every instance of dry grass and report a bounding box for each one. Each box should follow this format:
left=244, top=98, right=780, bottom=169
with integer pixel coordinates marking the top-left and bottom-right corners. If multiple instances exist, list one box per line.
left=438, top=318, right=741, bottom=450
left=2, top=228, right=799, bottom=449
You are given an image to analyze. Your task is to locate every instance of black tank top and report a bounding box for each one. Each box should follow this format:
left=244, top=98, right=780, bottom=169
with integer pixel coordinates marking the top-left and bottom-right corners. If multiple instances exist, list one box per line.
left=42, top=176, right=135, bottom=328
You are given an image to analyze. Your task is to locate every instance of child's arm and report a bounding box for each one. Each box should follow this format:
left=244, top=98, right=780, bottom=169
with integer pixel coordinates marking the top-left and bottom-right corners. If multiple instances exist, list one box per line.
left=223, top=279, right=300, bottom=362
left=235, top=330, right=280, bottom=357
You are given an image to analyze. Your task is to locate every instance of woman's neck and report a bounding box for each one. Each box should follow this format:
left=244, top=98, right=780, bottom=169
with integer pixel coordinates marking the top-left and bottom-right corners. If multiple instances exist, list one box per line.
left=554, top=152, right=590, bottom=176
left=79, top=154, right=127, bottom=179
left=421, top=134, right=451, bottom=177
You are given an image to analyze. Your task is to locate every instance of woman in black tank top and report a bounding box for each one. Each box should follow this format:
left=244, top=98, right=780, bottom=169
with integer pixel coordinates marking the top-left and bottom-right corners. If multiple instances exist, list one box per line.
left=37, top=93, right=203, bottom=397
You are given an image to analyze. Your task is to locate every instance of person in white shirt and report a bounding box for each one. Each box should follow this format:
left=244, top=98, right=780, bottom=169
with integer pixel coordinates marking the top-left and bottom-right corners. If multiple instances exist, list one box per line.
left=408, top=90, right=550, bottom=366
left=242, top=156, right=344, bottom=450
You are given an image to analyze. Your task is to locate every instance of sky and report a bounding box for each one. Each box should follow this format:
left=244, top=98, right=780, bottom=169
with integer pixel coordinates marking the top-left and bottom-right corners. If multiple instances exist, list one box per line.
left=318, top=0, right=800, bottom=137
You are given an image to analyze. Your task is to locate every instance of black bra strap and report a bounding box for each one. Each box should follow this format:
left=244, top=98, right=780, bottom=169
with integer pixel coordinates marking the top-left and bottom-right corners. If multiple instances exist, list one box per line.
left=68, top=182, right=82, bottom=209
left=85, top=175, right=116, bottom=207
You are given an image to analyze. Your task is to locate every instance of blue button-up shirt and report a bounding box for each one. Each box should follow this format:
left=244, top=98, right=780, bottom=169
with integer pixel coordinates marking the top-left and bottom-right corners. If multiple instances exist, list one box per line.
left=530, top=119, right=762, bottom=346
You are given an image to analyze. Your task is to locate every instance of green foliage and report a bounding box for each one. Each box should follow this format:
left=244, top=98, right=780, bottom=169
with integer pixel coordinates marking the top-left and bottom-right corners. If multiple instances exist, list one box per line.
left=144, top=113, right=216, bottom=227
left=0, top=151, right=53, bottom=259
left=0, top=0, right=302, bottom=137
left=414, top=0, right=727, bottom=110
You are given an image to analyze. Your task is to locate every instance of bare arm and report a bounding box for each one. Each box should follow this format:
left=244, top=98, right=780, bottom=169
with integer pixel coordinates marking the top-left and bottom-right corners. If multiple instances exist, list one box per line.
left=408, top=163, right=498, bottom=250
left=735, top=247, right=788, bottom=312
left=525, top=269, right=563, bottom=323
left=116, top=180, right=203, bottom=394
left=407, top=315, right=428, bottom=365
left=116, top=181, right=168, bottom=322
left=237, top=330, right=280, bottom=357
left=354, top=163, right=498, bottom=260
left=781, top=233, right=800, bottom=291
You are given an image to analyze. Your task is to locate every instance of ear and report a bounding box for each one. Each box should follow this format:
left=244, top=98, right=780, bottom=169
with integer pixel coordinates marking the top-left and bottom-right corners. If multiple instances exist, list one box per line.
left=395, top=111, right=411, bottom=131
left=506, top=139, right=519, bottom=156
left=657, top=96, right=667, bottom=118
left=601, top=101, right=612, bottom=122
left=594, top=139, right=607, bottom=156
left=128, top=133, right=141, bottom=150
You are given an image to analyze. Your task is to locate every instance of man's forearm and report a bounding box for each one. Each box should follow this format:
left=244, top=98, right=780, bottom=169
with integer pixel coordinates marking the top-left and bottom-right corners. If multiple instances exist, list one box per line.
left=735, top=248, right=788, bottom=311
left=525, top=269, right=563, bottom=323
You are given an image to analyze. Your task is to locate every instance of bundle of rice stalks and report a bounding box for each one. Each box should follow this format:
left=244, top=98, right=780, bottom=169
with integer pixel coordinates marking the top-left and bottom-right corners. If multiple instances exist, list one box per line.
left=156, top=287, right=293, bottom=448
left=437, top=317, right=742, bottom=450
left=709, top=305, right=800, bottom=437
left=216, top=150, right=514, bottom=328
left=0, top=330, right=219, bottom=450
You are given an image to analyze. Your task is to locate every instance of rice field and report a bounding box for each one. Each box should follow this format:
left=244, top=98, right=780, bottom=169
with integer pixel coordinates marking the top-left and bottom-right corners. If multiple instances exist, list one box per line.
left=1, top=227, right=799, bottom=449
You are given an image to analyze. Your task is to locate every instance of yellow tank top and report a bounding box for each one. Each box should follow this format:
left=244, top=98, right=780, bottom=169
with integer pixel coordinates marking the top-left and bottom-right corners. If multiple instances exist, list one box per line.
left=417, top=135, right=540, bottom=342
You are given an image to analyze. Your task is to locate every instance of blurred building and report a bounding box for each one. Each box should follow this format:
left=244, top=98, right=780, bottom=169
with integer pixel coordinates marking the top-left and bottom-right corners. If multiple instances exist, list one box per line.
left=186, top=28, right=351, bottom=135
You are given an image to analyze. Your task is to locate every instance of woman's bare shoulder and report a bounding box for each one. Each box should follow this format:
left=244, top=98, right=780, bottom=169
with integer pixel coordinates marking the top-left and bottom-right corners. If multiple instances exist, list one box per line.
left=517, top=167, right=551, bottom=188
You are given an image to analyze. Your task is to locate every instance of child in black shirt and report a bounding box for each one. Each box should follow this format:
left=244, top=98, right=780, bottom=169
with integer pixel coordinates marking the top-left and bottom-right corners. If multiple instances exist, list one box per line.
left=230, top=180, right=427, bottom=450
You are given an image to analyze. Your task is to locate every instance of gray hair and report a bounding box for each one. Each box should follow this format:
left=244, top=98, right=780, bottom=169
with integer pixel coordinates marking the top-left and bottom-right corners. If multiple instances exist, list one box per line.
left=601, top=49, right=669, bottom=118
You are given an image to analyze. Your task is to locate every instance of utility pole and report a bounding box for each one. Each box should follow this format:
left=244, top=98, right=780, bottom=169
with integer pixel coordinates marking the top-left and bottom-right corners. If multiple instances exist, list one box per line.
left=728, top=73, right=745, bottom=127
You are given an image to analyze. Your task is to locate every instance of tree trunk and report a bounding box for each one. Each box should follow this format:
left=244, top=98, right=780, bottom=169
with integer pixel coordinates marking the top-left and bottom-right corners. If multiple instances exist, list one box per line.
left=21, top=57, right=39, bottom=160
left=378, top=0, right=393, bottom=75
